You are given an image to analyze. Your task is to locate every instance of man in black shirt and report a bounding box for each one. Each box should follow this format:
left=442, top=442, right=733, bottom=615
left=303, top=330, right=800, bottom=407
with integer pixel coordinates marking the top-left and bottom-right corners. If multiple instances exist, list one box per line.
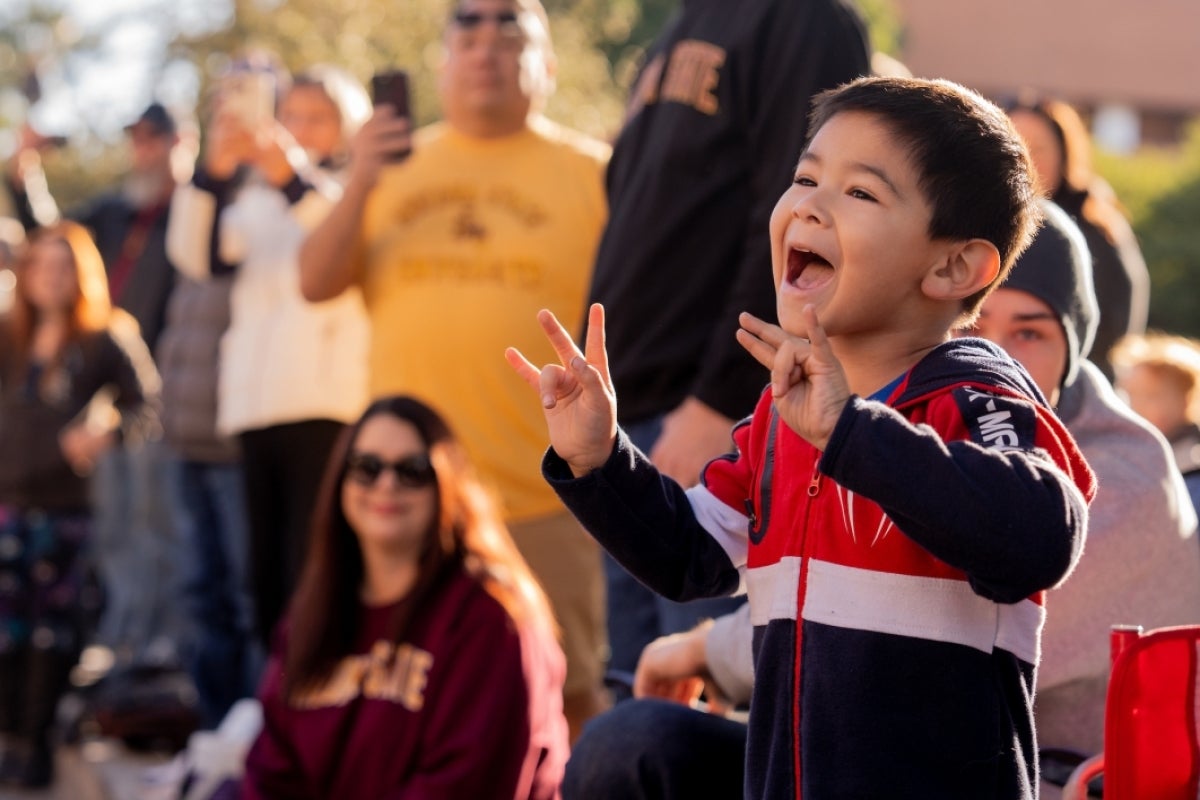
left=588, top=0, right=871, bottom=692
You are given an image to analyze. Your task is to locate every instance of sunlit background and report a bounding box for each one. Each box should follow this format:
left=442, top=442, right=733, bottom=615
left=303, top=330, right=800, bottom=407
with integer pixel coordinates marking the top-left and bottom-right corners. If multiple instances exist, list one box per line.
left=1, top=0, right=1199, bottom=335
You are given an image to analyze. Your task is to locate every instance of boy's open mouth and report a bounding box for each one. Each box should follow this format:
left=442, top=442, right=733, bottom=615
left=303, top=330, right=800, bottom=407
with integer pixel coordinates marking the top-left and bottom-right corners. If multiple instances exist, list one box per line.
left=786, top=246, right=834, bottom=289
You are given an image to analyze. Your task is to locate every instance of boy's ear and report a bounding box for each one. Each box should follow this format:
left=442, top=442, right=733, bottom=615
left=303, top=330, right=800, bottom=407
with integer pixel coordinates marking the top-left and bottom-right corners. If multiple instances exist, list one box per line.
left=922, top=239, right=1001, bottom=301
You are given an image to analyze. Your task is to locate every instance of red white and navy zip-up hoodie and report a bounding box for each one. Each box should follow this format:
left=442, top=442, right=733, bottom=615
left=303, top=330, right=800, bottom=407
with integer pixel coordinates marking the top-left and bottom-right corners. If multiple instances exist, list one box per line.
left=545, top=338, right=1095, bottom=800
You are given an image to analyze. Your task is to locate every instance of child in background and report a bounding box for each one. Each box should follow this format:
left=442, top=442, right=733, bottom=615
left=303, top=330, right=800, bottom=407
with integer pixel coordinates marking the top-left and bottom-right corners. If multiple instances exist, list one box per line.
left=509, top=76, right=1095, bottom=799
left=1112, top=331, right=1200, bottom=511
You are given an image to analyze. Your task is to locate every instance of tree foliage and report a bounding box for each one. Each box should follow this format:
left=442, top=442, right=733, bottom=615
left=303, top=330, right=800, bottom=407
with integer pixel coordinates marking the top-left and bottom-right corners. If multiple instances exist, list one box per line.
left=168, top=0, right=631, bottom=140
left=5, top=0, right=1196, bottom=337
left=1099, top=123, right=1200, bottom=337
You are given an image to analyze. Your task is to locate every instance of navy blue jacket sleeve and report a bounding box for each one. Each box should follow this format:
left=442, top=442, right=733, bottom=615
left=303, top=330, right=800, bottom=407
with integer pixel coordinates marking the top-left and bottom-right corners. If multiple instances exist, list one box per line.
left=819, top=393, right=1089, bottom=604
left=543, top=431, right=741, bottom=602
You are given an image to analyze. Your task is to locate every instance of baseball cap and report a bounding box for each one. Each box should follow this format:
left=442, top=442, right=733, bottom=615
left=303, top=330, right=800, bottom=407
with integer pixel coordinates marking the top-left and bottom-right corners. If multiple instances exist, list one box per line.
left=125, top=102, right=178, bottom=137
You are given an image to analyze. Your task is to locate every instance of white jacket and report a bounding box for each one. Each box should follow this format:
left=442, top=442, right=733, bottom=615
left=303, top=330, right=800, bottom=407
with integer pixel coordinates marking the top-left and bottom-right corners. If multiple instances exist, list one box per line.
left=167, top=172, right=370, bottom=435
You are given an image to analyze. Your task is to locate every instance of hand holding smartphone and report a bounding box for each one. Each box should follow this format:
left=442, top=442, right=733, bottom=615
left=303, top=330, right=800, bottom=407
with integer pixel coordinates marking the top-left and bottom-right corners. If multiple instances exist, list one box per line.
left=222, top=71, right=276, bottom=131
left=371, top=69, right=413, bottom=162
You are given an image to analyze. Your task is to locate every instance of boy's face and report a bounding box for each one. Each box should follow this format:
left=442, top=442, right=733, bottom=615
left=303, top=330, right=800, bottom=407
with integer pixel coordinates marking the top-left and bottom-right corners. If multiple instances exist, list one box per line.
left=770, top=111, right=949, bottom=340
left=964, top=287, right=1067, bottom=405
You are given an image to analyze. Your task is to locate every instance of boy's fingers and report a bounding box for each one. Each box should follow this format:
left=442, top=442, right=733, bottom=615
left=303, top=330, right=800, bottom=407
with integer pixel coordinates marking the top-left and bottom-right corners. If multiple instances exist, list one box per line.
left=802, top=305, right=835, bottom=364
left=569, top=355, right=614, bottom=402
left=537, top=308, right=584, bottom=367
left=506, top=347, right=577, bottom=408
left=735, top=328, right=778, bottom=371
left=771, top=339, right=806, bottom=398
left=538, top=364, right=572, bottom=409
left=583, top=303, right=613, bottom=390
left=504, top=347, right=540, bottom=389
left=739, top=312, right=789, bottom=348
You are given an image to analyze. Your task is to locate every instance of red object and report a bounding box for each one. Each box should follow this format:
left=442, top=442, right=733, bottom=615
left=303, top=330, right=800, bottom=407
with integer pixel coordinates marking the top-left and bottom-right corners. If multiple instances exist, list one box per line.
left=1064, top=624, right=1200, bottom=799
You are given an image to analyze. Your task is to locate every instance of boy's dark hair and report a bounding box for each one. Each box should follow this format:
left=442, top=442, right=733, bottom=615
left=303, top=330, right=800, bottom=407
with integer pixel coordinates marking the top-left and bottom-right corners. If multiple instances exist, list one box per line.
left=808, top=76, right=1042, bottom=317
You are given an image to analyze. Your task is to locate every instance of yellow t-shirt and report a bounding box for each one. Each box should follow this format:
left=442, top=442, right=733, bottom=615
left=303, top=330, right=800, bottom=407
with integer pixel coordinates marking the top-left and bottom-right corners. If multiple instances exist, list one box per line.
left=358, top=117, right=609, bottom=522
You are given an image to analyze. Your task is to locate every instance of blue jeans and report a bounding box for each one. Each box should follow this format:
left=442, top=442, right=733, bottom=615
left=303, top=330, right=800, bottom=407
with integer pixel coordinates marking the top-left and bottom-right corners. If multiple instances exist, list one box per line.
left=168, top=458, right=262, bottom=729
left=90, top=439, right=182, bottom=660
left=564, top=699, right=747, bottom=800
left=603, top=416, right=746, bottom=700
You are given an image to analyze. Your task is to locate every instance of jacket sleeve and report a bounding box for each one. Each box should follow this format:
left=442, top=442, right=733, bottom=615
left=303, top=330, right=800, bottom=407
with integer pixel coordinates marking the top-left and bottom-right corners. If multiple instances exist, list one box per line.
left=691, top=0, right=870, bottom=419
left=381, top=604, right=554, bottom=800
left=280, top=171, right=339, bottom=233
left=240, top=657, right=318, bottom=800
left=545, top=429, right=745, bottom=602
left=102, top=318, right=161, bottom=444
left=217, top=171, right=337, bottom=269
left=705, top=601, right=755, bottom=705
left=819, top=390, right=1092, bottom=604
left=3, top=167, right=60, bottom=231
left=166, top=168, right=242, bottom=279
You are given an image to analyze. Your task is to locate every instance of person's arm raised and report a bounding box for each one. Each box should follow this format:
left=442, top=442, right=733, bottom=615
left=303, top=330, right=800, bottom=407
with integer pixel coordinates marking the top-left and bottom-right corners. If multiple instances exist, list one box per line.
left=298, top=106, right=410, bottom=302
left=505, top=303, right=617, bottom=477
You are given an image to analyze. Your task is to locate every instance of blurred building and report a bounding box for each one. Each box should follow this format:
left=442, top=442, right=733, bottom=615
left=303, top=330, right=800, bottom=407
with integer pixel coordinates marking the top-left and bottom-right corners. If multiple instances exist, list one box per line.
left=892, top=0, right=1200, bottom=151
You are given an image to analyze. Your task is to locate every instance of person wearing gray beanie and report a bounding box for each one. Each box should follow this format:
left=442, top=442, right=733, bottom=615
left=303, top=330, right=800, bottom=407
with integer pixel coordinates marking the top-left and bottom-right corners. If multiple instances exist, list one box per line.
left=998, top=199, right=1098, bottom=391
left=968, top=198, right=1200, bottom=798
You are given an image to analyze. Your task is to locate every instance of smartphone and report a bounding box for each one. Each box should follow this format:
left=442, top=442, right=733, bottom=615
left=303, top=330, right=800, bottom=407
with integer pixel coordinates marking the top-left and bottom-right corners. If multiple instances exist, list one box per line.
left=371, top=69, right=412, bottom=162
left=223, top=71, right=276, bottom=130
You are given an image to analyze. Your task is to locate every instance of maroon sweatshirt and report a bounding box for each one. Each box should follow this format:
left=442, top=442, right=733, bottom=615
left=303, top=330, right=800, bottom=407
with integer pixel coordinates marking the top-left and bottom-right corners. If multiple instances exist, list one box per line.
left=241, top=567, right=568, bottom=799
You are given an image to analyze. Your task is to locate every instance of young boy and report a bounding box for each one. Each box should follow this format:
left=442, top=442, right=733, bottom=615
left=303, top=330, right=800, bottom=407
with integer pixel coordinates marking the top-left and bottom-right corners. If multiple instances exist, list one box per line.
left=1112, top=331, right=1200, bottom=511
left=507, top=77, right=1096, bottom=799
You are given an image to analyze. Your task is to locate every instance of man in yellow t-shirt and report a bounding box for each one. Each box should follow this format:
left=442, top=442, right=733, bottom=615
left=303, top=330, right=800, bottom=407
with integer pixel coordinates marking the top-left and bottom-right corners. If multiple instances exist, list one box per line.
left=299, top=0, right=609, bottom=740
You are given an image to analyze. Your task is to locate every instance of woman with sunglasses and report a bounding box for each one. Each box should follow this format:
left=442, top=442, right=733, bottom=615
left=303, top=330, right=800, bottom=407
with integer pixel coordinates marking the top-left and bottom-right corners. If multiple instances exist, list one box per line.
left=241, top=395, right=568, bottom=800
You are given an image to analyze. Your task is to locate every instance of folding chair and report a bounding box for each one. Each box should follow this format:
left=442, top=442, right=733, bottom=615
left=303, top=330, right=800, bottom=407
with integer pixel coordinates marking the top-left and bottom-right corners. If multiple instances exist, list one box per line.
left=1063, top=624, right=1200, bottom=799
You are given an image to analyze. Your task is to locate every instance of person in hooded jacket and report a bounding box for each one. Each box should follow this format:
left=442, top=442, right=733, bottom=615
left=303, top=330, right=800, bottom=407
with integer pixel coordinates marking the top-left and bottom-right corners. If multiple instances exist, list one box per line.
left=966, top=201, right=1200, bottom=797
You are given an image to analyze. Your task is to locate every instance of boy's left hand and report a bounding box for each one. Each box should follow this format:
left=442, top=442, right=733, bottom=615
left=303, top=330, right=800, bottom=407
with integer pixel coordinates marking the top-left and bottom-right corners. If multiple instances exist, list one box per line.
left=736, top=305, right=849, bottom=450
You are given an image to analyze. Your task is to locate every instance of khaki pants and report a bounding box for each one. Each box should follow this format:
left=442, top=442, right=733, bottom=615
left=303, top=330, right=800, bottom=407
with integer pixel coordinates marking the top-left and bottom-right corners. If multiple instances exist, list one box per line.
left=508, top=510, right=606, bottom=698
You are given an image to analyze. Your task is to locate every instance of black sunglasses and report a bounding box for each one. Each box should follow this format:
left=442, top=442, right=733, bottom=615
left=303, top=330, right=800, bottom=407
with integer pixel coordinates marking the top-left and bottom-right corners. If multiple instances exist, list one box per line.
left=451, top=10, right=520, bottom=30
left=345, top=452, right=437, bottom=488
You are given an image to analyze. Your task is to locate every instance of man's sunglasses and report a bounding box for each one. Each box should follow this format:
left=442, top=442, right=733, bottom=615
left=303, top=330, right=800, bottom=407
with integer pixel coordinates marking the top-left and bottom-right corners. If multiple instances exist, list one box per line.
left=345, top=452, right=437, bottom=489
left=451, top=10, right=521, bottom=31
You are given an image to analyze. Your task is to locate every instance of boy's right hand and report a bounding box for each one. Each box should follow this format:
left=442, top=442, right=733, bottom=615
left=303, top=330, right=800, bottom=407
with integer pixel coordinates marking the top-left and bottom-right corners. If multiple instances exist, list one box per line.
left=505, top=303, right=617, bottom=478
left=736, top=305, right=850, bottom=451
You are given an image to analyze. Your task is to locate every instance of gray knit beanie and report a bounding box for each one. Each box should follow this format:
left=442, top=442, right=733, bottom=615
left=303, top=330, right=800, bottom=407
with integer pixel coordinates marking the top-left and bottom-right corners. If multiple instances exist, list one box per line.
left=999, top=199, right=1099, bottom=389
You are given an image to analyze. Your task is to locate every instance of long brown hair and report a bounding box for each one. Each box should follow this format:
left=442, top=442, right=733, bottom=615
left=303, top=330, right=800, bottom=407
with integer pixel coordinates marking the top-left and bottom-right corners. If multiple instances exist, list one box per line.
left=1004, top=95, right=1131, bottom=249
left=283, top=395, right=557, bottom=699
left=7, top=220, right=112, bottom=363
